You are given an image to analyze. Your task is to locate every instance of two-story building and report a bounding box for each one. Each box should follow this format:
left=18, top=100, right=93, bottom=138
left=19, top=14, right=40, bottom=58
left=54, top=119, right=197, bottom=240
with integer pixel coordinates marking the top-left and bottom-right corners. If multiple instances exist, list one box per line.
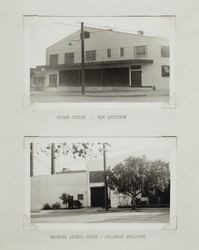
left=32, top=27, right=170, bottom=91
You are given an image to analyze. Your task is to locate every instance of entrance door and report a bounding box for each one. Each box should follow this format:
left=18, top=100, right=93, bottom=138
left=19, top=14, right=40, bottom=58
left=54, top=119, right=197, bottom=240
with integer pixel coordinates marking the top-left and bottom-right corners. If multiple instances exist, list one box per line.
left=130, top=65, right=142, bottom=87
left=90, top=187, right=105, bottom=207
left=49, top=74, right=57, bottom=87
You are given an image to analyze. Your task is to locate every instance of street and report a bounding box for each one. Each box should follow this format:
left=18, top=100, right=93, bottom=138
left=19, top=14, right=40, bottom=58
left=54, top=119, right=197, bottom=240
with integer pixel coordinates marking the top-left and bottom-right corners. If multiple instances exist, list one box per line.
left=29, top=90, right=170, bottom=103
left=31, top=207, right=169, bottom=223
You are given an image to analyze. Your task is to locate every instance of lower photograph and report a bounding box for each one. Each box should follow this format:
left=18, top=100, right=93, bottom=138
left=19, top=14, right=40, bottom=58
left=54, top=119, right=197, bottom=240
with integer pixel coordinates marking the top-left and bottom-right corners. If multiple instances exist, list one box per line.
left=24, top=137, right=176, bottom=229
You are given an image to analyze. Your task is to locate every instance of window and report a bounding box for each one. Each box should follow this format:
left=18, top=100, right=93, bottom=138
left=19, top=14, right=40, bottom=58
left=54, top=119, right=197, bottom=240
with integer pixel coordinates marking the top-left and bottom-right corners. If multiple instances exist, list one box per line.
left=84, top=31, right=90, bottom=38
left=107, top=48, right=111, bottom=58
left=86, top=50, right=96, bottom=61
left=49, top=54, right=58, bottom=65
left=65, top=52, right=74, bottom=64
left=80, top=31, right=90, bottom=39
left=89, top=171, right=104, bottom=183
left=161, top=46, right=170, bottom=57
left=77, top=194, right=84, bottom=200
left=134, top=46, right=147, bottom=57
left=161, top=65, right=170, bottom=77
left=120, top=47, right=124, bottom=57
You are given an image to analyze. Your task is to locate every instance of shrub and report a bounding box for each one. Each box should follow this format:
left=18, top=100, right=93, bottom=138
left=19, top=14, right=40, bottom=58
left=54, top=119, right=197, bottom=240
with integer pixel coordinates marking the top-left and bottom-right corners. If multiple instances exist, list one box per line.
left=52, top=202, right=61, bottom=209
left=73, top=200, right=82, bottom=209
left=59, top=193, right=70, bottom=206
left=148, top=194, right=160, bottom=205
left=42, top=203, right=51, bottom=210
left=59, top=193, right=74, bottom=208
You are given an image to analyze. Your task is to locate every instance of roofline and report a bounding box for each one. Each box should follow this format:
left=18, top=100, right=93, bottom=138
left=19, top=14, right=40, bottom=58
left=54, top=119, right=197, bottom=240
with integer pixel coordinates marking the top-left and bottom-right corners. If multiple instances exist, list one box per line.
left=46, top=26, right=168, bottom=49
left=56, top=170, right=87, bottom=174
left=83, top=26, right=167, bottom=39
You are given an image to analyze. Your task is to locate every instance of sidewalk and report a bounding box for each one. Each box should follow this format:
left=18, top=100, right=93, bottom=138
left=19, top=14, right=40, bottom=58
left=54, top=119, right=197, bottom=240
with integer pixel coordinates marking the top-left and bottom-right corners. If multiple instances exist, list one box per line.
left=30, top=89, right=169, bottom=103
left=31, top=207, right=170, bottom=223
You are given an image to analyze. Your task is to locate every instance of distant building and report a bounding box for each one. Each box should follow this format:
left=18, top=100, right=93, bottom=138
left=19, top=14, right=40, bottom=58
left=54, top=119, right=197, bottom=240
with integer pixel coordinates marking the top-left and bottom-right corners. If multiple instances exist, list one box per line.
left=31, top=27, right=170, bottom=92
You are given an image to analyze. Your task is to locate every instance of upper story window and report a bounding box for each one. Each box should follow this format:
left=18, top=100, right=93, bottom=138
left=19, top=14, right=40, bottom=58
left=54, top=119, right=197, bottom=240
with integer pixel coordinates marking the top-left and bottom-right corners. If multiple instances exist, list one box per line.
left=65, top=52, right=74, bottom=64
left=80, top=31, right=90, bottom=39
left=161, top=65, right=170, bottom=77
left=120, top=47, right=124, bottom=57
left=134, top=46, right=147, bottom=57
left=86, top=50, right=96, bottom=61
left=89, top=171, right=104, bottom=183
left=49, top=54, right=58, bottom=65
left=161, top=46, right=170, bottom=57
left=107, top=48, right=111, bottom=58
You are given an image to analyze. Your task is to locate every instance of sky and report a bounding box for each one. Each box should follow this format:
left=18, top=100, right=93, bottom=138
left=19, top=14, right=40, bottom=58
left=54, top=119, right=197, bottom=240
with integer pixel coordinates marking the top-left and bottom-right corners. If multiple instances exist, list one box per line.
left=31, top=137, right=175, bottom=176
left=24, top=16, right=175, bottom=67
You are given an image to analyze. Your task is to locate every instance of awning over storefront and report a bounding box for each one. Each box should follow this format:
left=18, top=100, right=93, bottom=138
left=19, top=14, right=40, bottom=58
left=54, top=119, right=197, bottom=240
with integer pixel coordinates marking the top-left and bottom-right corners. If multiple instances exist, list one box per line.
left=37, top=59, right=153, bottom=71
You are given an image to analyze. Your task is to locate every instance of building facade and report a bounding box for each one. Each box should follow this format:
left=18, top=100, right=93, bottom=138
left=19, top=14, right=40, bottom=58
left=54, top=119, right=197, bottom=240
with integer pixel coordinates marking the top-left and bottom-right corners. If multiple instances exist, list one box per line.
left=31, top=167, right=170, bottom=211
left=31, top=169, right=134, bottom=211
left=32, top=27, right=170, bottom=91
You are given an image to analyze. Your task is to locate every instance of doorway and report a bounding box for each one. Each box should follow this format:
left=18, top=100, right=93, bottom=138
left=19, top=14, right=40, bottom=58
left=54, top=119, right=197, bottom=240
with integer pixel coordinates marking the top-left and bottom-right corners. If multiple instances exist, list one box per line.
left=90, top=187, right=105, bottom=207
left=130, top=65, right=142, bottom=87
left=49, top=74, right=58, bottom=87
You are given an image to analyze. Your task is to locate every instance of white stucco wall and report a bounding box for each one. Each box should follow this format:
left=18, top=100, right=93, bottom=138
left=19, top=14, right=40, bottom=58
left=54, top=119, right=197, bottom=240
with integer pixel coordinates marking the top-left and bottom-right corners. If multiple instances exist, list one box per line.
left=46, top=28, right=169, bottom=64
left=31, top=171, right=89, bottom=211
left=45, top=28, right=169, bottom=90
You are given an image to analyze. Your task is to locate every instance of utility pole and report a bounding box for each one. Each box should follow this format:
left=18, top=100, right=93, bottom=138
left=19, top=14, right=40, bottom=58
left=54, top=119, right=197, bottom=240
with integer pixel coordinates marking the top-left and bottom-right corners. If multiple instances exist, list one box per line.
left=51, top=143, right=55, bottom=175
left=30, top=143, right=34, bottom=177
left=103, top=143, right=109, bottom=210
left=80, top=22, right=85, bottom=95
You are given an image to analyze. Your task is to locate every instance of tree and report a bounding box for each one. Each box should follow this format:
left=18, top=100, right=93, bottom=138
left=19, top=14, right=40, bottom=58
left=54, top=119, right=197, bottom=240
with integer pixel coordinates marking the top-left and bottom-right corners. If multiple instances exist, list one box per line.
left=31, top=142, right=110, bottom=176
left=107, top=156, right=170, bottom=210
left=41, top=142, right=110, bottom=160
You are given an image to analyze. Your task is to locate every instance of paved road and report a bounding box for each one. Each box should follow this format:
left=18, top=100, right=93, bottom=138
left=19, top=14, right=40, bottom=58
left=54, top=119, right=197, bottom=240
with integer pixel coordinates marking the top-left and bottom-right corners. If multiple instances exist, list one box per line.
left=31, top=208, right=170, bottom=223
left=29, top=91, right=169, bottom=103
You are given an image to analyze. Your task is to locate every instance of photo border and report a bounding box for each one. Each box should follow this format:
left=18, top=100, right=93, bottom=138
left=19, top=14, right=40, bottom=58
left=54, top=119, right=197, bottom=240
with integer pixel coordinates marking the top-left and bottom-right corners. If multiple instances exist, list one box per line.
left=23, top=15, right=176, bottom=110
left=24, top=136, right=177, bottom=231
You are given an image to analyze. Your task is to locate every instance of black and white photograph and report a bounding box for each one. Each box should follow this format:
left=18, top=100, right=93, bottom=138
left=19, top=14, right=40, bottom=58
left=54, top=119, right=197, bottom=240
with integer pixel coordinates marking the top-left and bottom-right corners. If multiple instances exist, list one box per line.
left=25, top=137, right=176, bottom=227
left=24, top=16, right=175, bottom=106
left=2, top=0, right=199, bottom=249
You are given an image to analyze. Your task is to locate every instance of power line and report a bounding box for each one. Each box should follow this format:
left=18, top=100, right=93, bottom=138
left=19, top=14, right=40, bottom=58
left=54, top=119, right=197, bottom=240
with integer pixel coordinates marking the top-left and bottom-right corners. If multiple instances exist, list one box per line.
left=53, top=22, right=80, bottom=28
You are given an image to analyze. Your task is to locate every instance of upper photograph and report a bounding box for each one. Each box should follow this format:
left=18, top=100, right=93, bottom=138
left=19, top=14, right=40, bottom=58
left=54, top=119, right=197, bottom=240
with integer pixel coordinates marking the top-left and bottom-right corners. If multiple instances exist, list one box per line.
left=24, top=16, right=175, bottom=107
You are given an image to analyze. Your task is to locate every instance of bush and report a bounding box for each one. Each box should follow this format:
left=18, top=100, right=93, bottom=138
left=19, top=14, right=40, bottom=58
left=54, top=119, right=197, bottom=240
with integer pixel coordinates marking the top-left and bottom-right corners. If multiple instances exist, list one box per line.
left=52, top=202, right=61, bottom=209
left=42, top=203, right=51, bottom=210
left=148, top=194, right=160, bottom=205
left=59, top=193, right=70, bottom=207
left=59, top=193, right=82, bottom=209
left=73, top=200, right=82, bottom=209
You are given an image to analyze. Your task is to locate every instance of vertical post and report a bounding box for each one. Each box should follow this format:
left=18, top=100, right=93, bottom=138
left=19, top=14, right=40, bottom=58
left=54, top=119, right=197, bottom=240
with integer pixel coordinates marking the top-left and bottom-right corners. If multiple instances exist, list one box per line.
left=103, top=143, right=109, bottom=210
left=129, top=66, right=132, bottom=87
left=101, top=69, right=104, bottom=85
left=51, top=143, right=55, bottom=175
left=81, top=22, right=85, bottom=95
left=30, top=143, right=34, bottom=177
